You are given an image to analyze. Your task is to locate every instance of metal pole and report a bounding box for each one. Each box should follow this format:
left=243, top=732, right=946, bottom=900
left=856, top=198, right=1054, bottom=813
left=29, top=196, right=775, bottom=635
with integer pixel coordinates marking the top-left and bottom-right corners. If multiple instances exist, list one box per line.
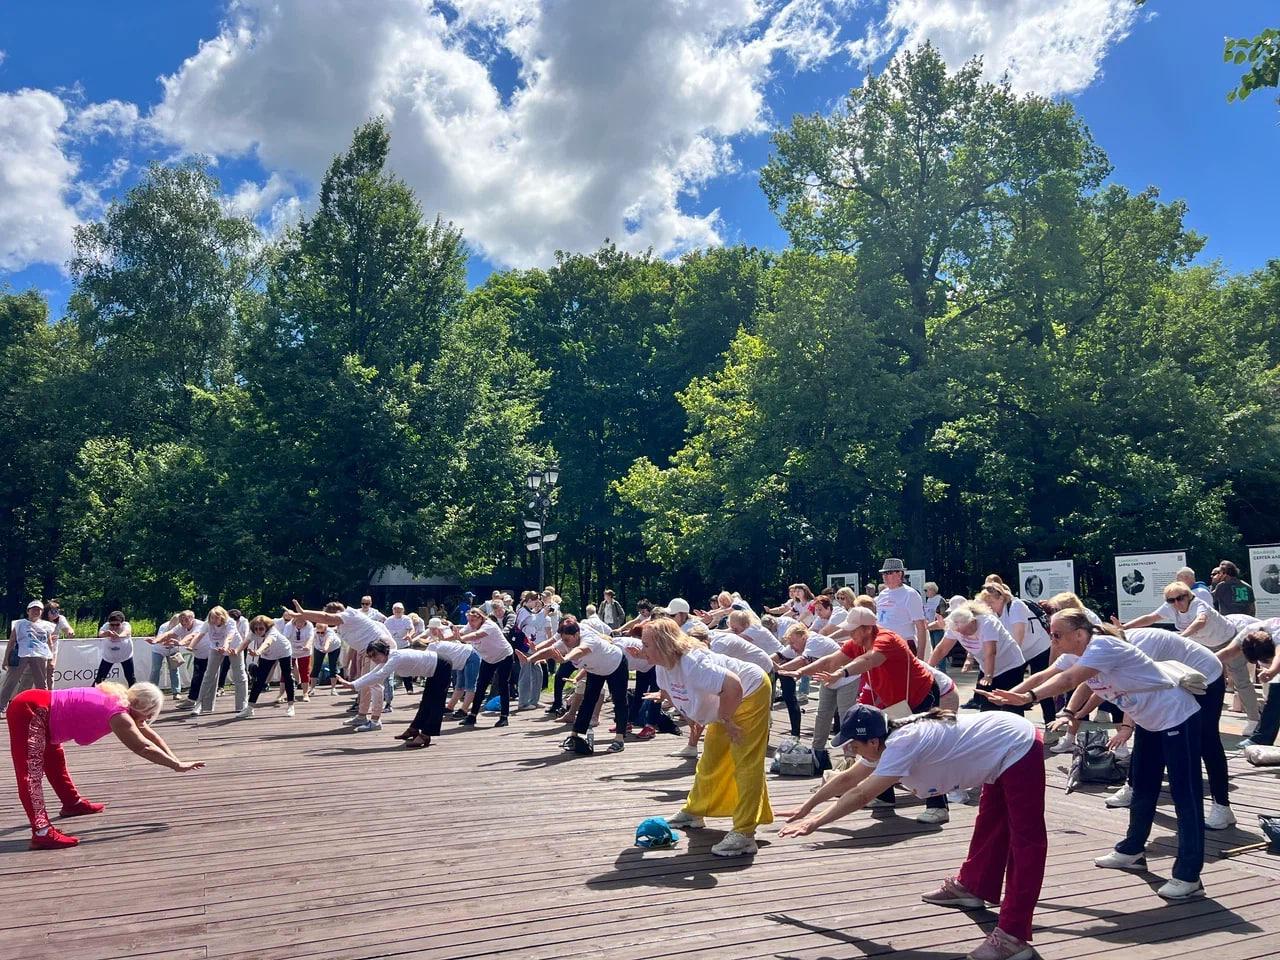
left=538, top=497, right=546, bottom=590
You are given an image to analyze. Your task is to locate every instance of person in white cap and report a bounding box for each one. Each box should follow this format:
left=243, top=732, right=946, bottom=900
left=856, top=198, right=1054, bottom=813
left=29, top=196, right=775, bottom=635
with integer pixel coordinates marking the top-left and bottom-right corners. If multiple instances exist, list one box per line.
left=875, top=559, right=929, bottom=657
left=0, top=601, right=59, bottom=713
left=667, top=598, right=696, bottom=634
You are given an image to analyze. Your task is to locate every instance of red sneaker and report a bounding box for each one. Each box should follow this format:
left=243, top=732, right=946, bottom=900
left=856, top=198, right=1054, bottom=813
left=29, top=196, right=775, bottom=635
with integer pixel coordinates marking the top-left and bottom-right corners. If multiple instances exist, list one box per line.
left=31, top=827, right=79, bottom=850
left=60, top=799, right=106, bottom=818
left=633, top=725, right=657, bottom=741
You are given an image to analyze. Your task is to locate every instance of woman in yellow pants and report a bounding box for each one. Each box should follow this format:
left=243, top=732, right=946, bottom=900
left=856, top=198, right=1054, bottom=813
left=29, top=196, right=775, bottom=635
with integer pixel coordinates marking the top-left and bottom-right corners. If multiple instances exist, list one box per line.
left=640, top=617, right=772, bottom=856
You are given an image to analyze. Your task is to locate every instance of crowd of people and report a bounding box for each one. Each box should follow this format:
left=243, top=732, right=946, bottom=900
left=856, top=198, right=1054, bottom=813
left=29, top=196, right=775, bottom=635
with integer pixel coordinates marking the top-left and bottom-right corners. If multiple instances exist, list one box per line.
left=5, top=560, right=1278, bottom=960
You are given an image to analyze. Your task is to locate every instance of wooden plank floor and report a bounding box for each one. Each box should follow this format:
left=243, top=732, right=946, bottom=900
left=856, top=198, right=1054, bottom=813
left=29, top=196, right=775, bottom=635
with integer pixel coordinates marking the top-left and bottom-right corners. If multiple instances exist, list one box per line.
left=2, top=675, right=1278, bottom=960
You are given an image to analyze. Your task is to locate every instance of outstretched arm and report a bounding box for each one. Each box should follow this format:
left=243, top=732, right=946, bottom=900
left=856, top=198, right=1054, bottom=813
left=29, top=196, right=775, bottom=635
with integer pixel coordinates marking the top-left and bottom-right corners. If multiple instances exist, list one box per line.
left=110, top=715, right=203, bottom=772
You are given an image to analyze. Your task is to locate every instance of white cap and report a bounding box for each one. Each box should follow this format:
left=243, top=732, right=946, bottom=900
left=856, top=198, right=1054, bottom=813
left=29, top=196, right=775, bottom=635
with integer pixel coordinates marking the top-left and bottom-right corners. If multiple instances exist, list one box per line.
left=667, top=598, right=691, bottom=615
left=843, top=607, right=877, bottom=629
left=428, top=617, right=446, bottom=630
left=949, top=595, right=967, bottom=609
left=26, top=599, right=44, bottom=611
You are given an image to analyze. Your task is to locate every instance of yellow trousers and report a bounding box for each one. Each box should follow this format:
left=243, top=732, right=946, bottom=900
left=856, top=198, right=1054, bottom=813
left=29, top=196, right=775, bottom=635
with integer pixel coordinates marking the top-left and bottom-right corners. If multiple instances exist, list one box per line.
left=683, top=680, right=773, bottom=834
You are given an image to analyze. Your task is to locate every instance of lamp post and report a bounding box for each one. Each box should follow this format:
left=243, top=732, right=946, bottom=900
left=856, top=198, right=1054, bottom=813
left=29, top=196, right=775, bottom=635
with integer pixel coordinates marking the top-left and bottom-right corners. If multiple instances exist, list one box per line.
left=524, top=462, right=560, bottom=590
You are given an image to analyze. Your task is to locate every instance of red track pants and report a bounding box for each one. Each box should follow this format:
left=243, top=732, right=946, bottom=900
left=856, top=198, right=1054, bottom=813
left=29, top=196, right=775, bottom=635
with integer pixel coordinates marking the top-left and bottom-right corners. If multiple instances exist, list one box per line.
left=6, top=689, right=82, bottom=832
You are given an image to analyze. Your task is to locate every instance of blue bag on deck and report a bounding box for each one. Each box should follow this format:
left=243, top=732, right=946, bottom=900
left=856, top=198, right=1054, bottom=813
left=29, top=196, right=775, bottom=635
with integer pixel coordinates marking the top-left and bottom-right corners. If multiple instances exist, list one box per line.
left=484, top=695, right=502, bottom=712
left=635, top=817, right=681, bottom=848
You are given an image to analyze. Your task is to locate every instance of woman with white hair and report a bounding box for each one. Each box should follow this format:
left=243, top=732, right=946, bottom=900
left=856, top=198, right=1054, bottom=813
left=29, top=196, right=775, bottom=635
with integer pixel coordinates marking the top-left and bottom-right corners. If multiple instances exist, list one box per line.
left=6, top=681, right=204, bottom=849
left=930, top=601, right=1027, bottom=714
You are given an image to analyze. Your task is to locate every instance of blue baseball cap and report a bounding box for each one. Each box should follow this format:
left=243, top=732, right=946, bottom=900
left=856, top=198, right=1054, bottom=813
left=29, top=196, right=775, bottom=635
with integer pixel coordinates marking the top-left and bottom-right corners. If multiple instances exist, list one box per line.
left=634, top=817, right=681, bottom=848
left=831, top=704, right=888, bottom=748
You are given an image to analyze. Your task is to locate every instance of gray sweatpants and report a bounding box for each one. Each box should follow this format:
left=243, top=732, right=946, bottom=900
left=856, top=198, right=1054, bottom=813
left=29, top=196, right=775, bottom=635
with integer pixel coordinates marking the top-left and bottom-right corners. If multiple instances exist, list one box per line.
left=200, top=650, right=248, bottom=713
left=0, top=656, right=53, bottom=711
left=1225, top=654, right=1260, bottom=721
left=812, top=681, right=862, bottom=752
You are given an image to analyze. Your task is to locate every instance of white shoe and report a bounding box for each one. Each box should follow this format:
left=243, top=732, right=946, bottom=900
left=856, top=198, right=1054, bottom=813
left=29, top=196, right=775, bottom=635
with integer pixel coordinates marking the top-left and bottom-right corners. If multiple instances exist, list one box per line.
left=674, top=744, right=699, bottom=758
left=1105, top=784, right=1133, bottom=808
left=342, top=715, right=367, bottom=727
left=916, top=808, right=950, bottom=825
left=1050, top=736, right=1075, bottom=754
left=285, top=705, right=295, bottom=718
left=711, top=831, right=758, bottom=856
left=1094, top=849, right=1147, bottom=870
left=384, top=704, right=394, bottom=714
left=355, top=719, right=382, bottom=732
left=1242, top=720, right=1258, bottom=737
left=1205, top=802, right=1236, bottom=830
left=1157, top=877, right=1205, bottom=900
left=189, top=704, right=202, bottom=717
left=667, top=810, right=705, bottom=829
left=235, top=706, right=254, bottom=720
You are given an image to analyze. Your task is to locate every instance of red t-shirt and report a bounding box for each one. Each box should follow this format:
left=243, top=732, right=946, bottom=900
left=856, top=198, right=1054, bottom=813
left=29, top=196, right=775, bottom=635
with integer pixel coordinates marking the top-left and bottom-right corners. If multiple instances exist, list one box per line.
left=843, top=629, right=934, bottom=708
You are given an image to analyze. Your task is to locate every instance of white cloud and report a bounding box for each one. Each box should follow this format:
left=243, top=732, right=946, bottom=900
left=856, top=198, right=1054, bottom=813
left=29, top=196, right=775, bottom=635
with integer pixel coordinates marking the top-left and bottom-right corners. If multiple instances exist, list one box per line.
left=151, top=0, right=856, bottom=267
left=66, top=99, right=142, bottom=140
left=0, top=89, right=81, bottom=272
left=848, top=0, right=1139, bottom=96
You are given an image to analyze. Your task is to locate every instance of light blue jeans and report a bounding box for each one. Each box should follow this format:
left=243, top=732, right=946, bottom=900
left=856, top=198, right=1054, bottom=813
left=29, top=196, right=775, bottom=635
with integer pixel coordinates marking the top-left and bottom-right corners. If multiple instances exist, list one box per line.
left=150, top=649, right=183, bottom=694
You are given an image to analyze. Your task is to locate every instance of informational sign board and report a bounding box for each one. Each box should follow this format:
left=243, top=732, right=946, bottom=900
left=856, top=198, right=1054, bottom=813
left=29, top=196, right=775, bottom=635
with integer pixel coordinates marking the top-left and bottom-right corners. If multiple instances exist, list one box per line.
left=1249, top=543, right=1280, bottom=618
left=825, top=572, right=861, bottom=593
left=1114, top=549, right=1187, bottom=622
left=905, top=569, right=927, bottom=592
left=1018, top=560, right=1075, bottom=602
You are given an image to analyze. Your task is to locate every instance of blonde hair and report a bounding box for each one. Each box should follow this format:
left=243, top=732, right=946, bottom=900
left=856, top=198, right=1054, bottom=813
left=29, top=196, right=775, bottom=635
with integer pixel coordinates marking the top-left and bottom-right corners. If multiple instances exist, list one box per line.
left=854, top=594, right=876, bottom=612
left=205, top=605, right=228, bottom=626
left=97, top=681, right=129, bottom=705
left=1048, top=591, right=1087, bottom=613
left=685, top=621, right=711, bottom=641
left=1162, top=581, right=1193, bottom=601
left=977, top=583, right=1013, bottom=610
left=835, top=586, right=856, bottom=607
left=984, top=574, right=1006, bottom=586
left=728, top=609, right=753, bottom=631
left=642, top=617, right=702, bottom=662
left=783, top=623, right=810, bottom=646
left=100, top=681, right=163, bottom=721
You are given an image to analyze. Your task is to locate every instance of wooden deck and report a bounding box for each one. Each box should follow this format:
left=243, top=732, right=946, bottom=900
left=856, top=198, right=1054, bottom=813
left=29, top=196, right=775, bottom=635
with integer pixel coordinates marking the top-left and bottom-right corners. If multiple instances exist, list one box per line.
left=3, top=677, right=1279, bottom=960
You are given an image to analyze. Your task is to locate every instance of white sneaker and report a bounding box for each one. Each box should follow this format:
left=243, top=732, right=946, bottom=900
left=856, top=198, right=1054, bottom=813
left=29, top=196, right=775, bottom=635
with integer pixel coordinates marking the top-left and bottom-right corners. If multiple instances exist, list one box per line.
left=674, top=744, right=699, bottom=758
left=343, top=715, right=367, bottom=727
left=1094, top=849, right=1146, bottom=870
left=1205, top=802, right=1236, bottom=830
left=946, top=790, right=969, bottom=805
left=285, top=705, right=295, bottom=718
left=189, top=704, right=203, bottom=717
left=1242, top=720, right=1258, bottom=737
left=667, top=810, right=705, bottom=829
left=1050, top=736, right=1075, bottom=754
left=1105, top=784, right=1133, bottom=808
left=1157, top=877, right=1205, bottom=900
left=711, top=831, right=758, bottom=856
left=916, top=808, right=950, bottom=825
left=235, top=706, right=254, bottom=720
left=384, top=704, right=394, bottom=714
left=355, top=719, right=382, bottom=732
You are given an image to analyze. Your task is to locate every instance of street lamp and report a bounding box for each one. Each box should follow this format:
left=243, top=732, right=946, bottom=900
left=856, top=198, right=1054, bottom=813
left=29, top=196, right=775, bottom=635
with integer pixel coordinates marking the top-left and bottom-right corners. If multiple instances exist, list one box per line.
left=524, top=463, right=559, bottom=590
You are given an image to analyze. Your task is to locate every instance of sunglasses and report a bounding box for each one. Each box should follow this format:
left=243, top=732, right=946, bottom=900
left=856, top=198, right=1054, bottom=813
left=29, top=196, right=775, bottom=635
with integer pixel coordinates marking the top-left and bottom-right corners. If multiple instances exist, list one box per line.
left=1168, top=595, right=1191, bottom=604
left=251, top=627, right=268, bottom=633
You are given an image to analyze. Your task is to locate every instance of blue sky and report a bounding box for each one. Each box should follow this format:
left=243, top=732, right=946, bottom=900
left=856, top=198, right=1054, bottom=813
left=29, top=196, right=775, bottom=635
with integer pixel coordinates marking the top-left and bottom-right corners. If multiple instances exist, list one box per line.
left=1, top=1, right=1277, bottom=316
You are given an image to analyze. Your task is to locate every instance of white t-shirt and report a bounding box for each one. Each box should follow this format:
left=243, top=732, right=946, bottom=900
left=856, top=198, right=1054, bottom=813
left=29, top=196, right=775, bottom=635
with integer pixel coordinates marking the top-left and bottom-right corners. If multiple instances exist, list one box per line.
left=465, top=620, right=513, bottom=664
left=255, top=627, right=293, bottom=661
left=1152, top=596, right=1237, bottom=649
left=945, top=614, right=1025, bottom=677
left=1053, top=632, right=1197, bottom=731
left=615, top=636, right=653, bottom=672
left=709, top=633, right=776, bottom=675
left=432, top=640, right=475, bottom=671
left=98, top=622, right=134, bottom=664
left=339, top=608, right=394, bottom=653
left=383, top=615, right=416, bottom=645
left=352, top=648, right=440, bottom=689
left=739, top=623, right=782, bottom=657
left=9, top=619, right=53, bottom=660
left=583, top=614, right=613, bottom=637
left=230, top=616, right=250, bottom=645
left=928, top=663, right=955, bottom=697
left=190, top=620, right=238, bottom=658
left=282, top=621, right=314, bottom=657
left=876, top=585, right=926, bottom=641
left=924, top=595, right=943, bottom=621
left=312, top=628, right=341, bottom=654
left=564, top=632, right=624, bottom=675
left=865, top=713, right=1037, bottom=798
left=1127, top=627, right=1223, bottom=684
left=1002, top=599, right=1051, bottom=660
left=360, top=606, right=387, bottom=623
left=800, top=633, right=859, bottom=689
left=1192, top=585, right=1214, bottom=608
left=772, top=615, right=801, bottom=639
left=656, top=647, right=766, bottom=725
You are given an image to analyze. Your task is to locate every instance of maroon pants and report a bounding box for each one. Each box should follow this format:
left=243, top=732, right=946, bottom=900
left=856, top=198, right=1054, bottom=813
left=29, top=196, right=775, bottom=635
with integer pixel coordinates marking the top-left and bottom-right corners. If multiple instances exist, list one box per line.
left=6, top=689, right=83, bottom=832
left=956, top=731, right=1046, bottom=942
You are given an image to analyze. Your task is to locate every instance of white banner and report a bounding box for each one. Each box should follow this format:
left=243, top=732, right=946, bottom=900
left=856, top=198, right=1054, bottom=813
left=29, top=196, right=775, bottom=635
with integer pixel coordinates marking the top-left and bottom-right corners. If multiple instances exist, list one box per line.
left=826, top=572, right=861, bottom=593
left=46, top=639, right=191, bottom=689
left=1114, top=549, right=1187, bottom=622
left=1018, top=560, right=1075, bottom=602
left=1249, top=543, right=1280, bottom=618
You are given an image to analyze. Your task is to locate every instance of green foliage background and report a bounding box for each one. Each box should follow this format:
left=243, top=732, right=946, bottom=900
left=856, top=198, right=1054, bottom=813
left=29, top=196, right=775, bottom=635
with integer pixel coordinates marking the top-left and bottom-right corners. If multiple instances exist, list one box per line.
left=3, top=47, right=1277, bottom=620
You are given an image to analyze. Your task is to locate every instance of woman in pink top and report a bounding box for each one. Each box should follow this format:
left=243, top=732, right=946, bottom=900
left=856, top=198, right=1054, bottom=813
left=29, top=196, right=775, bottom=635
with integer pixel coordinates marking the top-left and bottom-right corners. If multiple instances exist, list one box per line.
left=6, top=681, right=204, bottom=850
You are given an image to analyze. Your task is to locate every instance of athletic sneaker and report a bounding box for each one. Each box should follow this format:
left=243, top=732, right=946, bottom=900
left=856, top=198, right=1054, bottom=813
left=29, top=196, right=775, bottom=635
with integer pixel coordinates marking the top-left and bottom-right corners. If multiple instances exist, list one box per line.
left=964, top=928, right=1034, bottom=960
left=451, top=709, right=468, bottom=720
left=188, top=704, right=203, bottom=717
left=383, top=704, right=393, bottom=714
left=1050, top=736, right=1075, bottom=754
left=342, top=715, right=367, bottom=727
left=1094, top=850, right=1146, bottom=870
left=459, top=715, right=477, bottom=727
left=674, top=744, right=699, bottom=758
left=711, top=831, right=758, bottom=857
left=59, top=799, right=105, bottom=818
left=607, top=740, right=625, bottom=753
left=1105, top=784, right=1133, bottom=808
left=1205, top=803, right=1236, bottom=830
left=177, top=700, right=194, bottom=710
left=916, top=808, right=950, bottom=825
left=1157, top=878, right=1205, bottom=901
left=285, top=705, right=295, bottom=718
left=946, top=790, right=970, bottom=805
left=667, top=810, right=705, bottom=829
left=921, top=878, right=986, bottom=909
left=30, top=827, right=79, bottom=850
left=633, top=725, right=657, bottom=741
left=235, top=706, right=254, bottom=720
left=355, top=719, right=382, bottom=732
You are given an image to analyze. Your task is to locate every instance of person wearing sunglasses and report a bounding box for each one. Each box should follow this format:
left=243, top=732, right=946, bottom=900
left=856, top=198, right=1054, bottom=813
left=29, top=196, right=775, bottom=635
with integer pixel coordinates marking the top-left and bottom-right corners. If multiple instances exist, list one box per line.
left=985, top=611, right=1206, bottom=901
left=1121, top=582, right=1259, bottom=735
left=239, top=616, right=296, bottom=719
left=94, top=612, right=135, bottom=685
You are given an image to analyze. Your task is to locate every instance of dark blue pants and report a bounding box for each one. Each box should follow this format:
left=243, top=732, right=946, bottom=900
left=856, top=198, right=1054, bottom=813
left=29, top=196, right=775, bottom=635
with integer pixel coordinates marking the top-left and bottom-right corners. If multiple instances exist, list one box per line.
left=631, top=667, right=659, bottom=727
left=1195, top=674, right=1230, bottom=806
left=1116, top=713, right=1204, bottom=882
